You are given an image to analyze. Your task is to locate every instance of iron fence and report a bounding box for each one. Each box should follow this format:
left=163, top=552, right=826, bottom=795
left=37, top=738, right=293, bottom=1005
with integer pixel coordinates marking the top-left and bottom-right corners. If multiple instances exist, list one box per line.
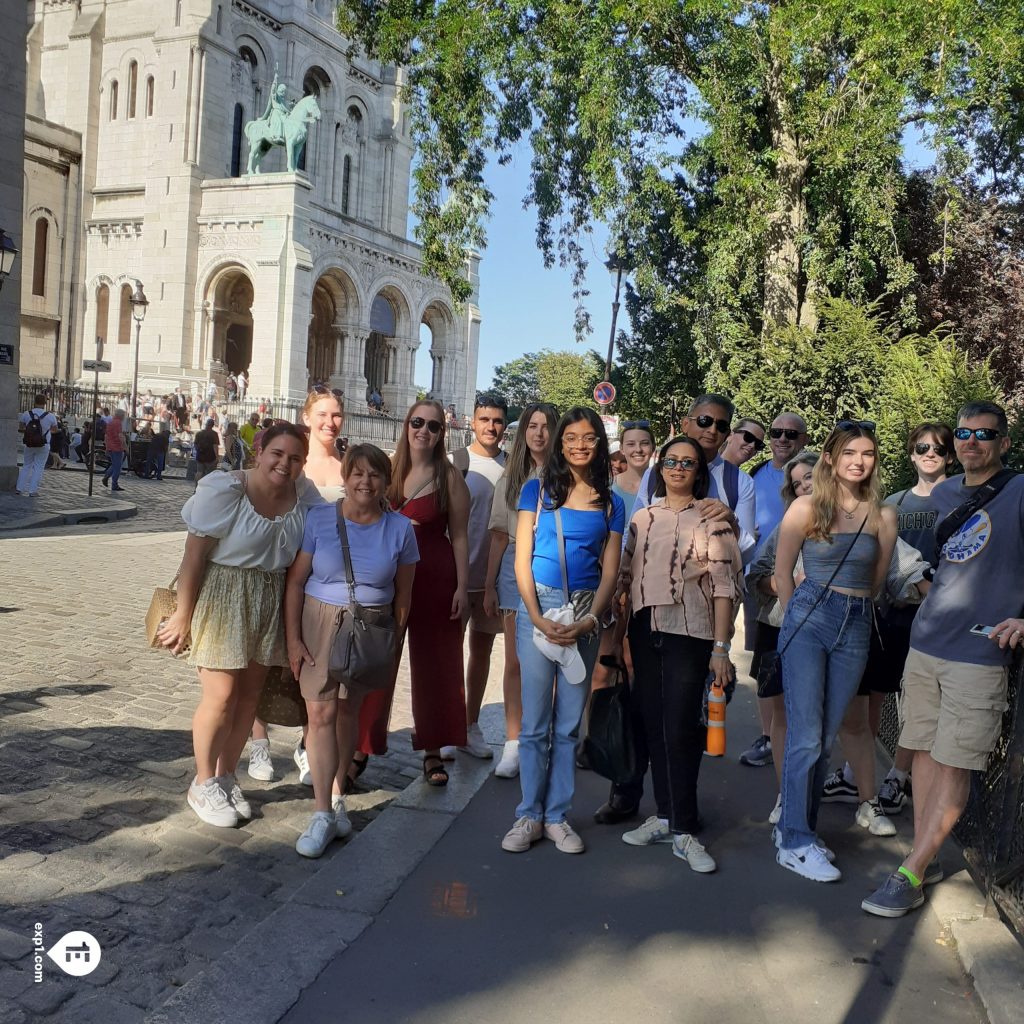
left=879, top=655, right=1024, bottom=938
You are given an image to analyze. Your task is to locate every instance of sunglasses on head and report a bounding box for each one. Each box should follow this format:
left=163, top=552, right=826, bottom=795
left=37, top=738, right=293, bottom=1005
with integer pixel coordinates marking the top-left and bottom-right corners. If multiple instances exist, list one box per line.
left=914, top=442, right=948, bottom=456
left=410, top=416, right=442, bottom=434
left=837, top=419, right=876, bottom=432
left=769, top=427, right=802, bottom=441
left=739, top=430, right=765, bottom=451
left=622, top=419, right=652, bottom=432
left=953, top=427, right=1003, bottom=442
left=693, top=414, right=731, bottom=434
left=661, top=457, right=698, bottom=471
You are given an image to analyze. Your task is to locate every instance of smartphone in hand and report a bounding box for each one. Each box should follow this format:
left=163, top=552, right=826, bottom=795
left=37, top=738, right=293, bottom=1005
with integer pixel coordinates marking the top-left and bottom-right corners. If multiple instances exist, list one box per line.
left=969, top=624, right=994, bottom=638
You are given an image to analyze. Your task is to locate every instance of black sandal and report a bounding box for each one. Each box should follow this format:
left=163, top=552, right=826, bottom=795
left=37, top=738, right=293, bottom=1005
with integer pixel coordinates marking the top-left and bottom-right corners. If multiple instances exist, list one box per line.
left=423, top=756, right=449, bottom=787
left=344, top=753, right=369, bottom=794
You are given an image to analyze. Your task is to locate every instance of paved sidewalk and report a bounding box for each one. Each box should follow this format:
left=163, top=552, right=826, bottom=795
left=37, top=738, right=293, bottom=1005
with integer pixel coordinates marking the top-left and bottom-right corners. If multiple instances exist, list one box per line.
left=0, top=470, right=138, bottom=532
left=0, top=518, right=504, bottom=1022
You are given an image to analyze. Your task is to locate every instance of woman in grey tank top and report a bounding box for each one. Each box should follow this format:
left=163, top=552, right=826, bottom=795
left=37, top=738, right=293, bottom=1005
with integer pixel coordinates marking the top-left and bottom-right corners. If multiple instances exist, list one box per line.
left=772, top=422, right=897, bottom=883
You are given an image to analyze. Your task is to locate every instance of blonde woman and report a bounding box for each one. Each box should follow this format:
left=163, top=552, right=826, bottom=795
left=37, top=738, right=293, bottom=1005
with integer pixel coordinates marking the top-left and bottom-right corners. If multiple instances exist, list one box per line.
left=773, top=421, right=896, bottom=882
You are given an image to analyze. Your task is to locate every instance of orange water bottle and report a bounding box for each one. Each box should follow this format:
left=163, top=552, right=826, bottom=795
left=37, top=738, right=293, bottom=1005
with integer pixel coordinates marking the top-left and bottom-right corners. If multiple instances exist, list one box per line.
left=705, top=680, right=726, bottom=757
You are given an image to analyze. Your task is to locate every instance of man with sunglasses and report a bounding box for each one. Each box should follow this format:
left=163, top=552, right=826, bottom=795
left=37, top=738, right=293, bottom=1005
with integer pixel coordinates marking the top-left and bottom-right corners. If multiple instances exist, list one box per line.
left=721, top=418, right=766, bottom=468
left=447, top=393, right=509, bottom=759
left=863, top=401, right=1024, bottom=919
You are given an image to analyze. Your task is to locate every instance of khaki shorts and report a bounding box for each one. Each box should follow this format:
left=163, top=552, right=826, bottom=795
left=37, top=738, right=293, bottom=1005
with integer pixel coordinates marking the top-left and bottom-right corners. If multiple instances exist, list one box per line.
left=465, top=590, right=503, bottom=636
left=298, top=595, right=393, bottom=702
left=898, top=647, right=1009, bottom=770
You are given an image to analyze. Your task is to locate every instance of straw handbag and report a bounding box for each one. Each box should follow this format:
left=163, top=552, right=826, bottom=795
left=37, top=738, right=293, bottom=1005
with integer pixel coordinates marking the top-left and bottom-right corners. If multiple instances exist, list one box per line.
left=145, top=573, right=184, bottom=652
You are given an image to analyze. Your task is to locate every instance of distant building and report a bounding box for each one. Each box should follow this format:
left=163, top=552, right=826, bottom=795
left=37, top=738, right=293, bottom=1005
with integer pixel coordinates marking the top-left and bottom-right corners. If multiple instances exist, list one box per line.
left=20, top=0, right=481, bottom=415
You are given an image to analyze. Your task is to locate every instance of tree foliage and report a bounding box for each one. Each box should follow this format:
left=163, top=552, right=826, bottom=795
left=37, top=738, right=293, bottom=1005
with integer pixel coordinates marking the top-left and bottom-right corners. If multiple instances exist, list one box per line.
left=489, top=348, right=603, bottom=419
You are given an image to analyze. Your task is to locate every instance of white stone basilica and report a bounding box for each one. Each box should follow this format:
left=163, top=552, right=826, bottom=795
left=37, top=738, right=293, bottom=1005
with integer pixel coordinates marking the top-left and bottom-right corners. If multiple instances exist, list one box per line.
left=19, top=0, right=482, bottom=414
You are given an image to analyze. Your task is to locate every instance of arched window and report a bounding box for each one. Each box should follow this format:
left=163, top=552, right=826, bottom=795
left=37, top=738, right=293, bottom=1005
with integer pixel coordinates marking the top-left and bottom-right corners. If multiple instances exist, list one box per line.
left=118, top=283, right=133, bottom=345
left=175, top=0, right=182, bottom=27
left=32, top=218, right=48, bottom=297
left=109, top=80, right=118, bottom=120
left=341, top=155, right=352, bottom=215
left=216, top=5, right=222, bottom=32
left=145, top=76, right=155, bottom=117
left=230, top=104, right=244, bottom=177
left=96, top=284, right=110, bottom=345
left=127, top=61, right=138, bottom=118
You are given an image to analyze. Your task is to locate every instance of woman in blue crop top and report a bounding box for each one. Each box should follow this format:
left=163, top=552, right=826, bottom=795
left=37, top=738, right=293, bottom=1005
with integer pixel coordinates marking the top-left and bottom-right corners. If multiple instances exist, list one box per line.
left=772, top=422, right=897, bottom=883
left=500, top=407, right=625, bottom=856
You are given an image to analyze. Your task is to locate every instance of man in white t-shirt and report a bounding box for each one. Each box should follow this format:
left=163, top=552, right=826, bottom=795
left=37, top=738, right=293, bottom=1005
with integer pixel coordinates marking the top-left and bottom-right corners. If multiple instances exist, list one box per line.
left=16, top=394, right=58, bottom=497
left=448, top=394, right=508, bottom=759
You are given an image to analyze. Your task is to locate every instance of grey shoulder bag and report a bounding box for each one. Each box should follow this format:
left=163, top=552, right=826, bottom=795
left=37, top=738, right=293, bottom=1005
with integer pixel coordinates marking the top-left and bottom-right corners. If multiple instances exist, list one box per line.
left=328, top=503, right=399, bottom=688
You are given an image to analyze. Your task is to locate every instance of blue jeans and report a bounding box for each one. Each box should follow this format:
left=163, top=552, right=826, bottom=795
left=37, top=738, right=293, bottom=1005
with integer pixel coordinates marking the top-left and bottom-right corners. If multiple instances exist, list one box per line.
left=104, top=450, right=125, bottom=488
left=779, top=579, right=872, bottom=850
left=515, top=583, right=600, bottom=824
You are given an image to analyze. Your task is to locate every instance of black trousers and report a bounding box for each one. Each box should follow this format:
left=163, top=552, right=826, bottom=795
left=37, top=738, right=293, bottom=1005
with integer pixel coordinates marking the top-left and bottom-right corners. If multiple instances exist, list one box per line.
left=627, top=608, right=712, bottom=834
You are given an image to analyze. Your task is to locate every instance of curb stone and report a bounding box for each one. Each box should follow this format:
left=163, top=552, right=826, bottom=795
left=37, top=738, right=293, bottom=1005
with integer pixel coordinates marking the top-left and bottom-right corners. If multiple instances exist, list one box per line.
left=143, top=743, right=497, bottom=1024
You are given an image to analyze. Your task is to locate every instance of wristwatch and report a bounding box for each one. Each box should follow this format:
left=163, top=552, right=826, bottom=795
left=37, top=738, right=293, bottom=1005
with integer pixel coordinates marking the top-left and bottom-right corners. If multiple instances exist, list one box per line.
left=713, top=640, right=731, bottom=653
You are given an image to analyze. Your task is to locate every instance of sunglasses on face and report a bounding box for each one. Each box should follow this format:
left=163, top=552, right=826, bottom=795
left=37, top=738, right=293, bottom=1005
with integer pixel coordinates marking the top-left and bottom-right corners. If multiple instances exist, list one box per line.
left=693, top=414, right=731, bottom=434
left=837, top=419, right=876, bottom=432
left=410, top=416, right=442, bottom=434
left=661, top=457, right=698, bottom=471
left=914, top=442, right=948, bottom=457
left=769, top=427, right=802, bottom=441
left=739, top=430, right=765, bottom=451
left=953, top=427, right=1003, bottom=442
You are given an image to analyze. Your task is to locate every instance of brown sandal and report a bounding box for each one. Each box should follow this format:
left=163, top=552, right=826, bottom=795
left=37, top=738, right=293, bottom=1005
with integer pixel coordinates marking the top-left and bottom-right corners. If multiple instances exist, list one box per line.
left=344, top=753, right=368, bottom=794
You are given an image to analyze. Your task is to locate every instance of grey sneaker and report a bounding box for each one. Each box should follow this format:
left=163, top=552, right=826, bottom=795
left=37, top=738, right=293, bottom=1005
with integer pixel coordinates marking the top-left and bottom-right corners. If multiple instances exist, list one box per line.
left=247, top=739, right=275, bottom=781
left=295, top=812, right=338, bottom=859
left=221, top=774, right=252, bottom=820
left=544, top=820, right=585, bottom=854
left=822, top=768, right=860, bottom=803
left=856, top=799, right=896, bottom=837
left=672, top=834, right=716, bottom=873
left=622, top=816, right=673, bottom=846
left=502, top=815, right=543, bottom=853
left=739, top=734, right=773, bottom=767
left=187, top=776, right=239, bottom=828
left=878, top=775, right=910, bottom=815
left=862, top=871, right=925, bottom=917
left=923, top=858, right=944, bottom=886
left=332, top=794, right=353, bottom=838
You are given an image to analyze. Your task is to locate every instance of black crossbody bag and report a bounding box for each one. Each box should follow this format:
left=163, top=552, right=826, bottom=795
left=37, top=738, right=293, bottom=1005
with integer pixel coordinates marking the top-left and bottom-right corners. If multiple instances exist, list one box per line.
left=934, top=468, right=1017, bottom=553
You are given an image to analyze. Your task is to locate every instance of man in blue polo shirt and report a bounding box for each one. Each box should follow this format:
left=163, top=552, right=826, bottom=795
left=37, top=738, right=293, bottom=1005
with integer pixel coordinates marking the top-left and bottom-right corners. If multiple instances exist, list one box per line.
left=862, top=400, right=1024, bottom=918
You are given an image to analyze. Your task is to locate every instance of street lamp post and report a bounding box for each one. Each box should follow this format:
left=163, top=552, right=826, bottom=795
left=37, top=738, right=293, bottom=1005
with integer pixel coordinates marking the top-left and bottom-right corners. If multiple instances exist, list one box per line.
left=0, top=229, right=19, bottom=291
left=129, top=280, right=149, bottom=426
left=602, top=252, right=630, bottom=385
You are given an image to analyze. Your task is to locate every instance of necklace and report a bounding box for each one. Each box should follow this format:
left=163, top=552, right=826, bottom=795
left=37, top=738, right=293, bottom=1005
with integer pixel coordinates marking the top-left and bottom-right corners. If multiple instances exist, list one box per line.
left=839, top=497, right=863, bottom=520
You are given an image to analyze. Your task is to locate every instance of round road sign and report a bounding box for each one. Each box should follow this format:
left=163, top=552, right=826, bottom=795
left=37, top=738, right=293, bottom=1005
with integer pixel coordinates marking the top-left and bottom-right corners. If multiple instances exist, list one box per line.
left=594, top=381, right=616, bottom=406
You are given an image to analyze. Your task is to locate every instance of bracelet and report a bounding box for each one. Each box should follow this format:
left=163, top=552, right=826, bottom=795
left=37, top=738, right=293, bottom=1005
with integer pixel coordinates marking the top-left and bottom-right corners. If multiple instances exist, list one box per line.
left=713, top=640, right=731, bottom=652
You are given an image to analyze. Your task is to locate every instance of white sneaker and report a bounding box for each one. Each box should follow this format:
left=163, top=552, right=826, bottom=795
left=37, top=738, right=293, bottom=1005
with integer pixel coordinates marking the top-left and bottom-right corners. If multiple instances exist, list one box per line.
left=501, top=815, right=543, bottom=852
left=622, top=816, right=673, bottom=846
left=247, top=739, right=275, bottom=781
left=768, top=793, right=782, bottom=825
left=777, top=842, right=842, bottom=882
left=331, top=794, right=353, bottom=838
left=771, top=824, right=835, bottom=863
left=295, top=811, right=337, bottom=858
left=440, top=746, right=458, bottom=761
left=221, top=773, right=252, bottom=819
left=672, top=834, right=717, bottom=873
left=293, top=741, right=312, bottom=786
left=459, top=723, right=493, bottom=760
left=187, top=776, right=239, bottom=828
left=494, top=740, right=520, bottom=778
left=544, top=820, right=585, bottom=854
left=856, top=799, right=897, bottom=837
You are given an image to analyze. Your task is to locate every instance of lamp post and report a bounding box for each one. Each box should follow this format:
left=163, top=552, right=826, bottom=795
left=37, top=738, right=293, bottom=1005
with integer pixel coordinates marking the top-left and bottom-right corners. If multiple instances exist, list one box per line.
left=0, top=229, right=19, bottom=291
left=602, top=251, right=630, bottom=385
left=129, top=280, right=149, bottom=426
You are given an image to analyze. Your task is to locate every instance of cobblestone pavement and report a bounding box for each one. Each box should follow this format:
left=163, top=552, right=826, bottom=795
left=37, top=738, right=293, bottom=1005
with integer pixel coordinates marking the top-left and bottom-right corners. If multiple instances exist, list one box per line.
left=0, top=490, right=505, bottom=1021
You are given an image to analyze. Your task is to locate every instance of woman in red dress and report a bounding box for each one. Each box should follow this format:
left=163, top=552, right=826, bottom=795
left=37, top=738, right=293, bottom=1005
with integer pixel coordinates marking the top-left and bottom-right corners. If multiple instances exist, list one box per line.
left=355, top=401, right=471, bottom=784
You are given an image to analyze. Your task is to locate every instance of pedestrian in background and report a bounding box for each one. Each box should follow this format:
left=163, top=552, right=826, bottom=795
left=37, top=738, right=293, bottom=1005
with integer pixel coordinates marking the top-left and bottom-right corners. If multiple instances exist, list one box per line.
left=157, top=423, right=320, bottom=828
left=16, top=393, right=58, bottom=497
left=101, top=408, right=129, bottom=492
left=193, top=418, right=220, bottom=483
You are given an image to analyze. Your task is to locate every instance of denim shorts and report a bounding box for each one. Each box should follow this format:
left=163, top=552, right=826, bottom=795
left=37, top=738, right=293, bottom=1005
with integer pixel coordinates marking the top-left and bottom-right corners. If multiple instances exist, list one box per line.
left=497, top=542, right=519, bottom=613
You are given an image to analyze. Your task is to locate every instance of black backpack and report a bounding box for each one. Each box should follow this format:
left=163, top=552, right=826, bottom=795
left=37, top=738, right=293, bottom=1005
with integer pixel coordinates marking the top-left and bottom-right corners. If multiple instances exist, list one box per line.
left=23, top=411, right=47, bottom=448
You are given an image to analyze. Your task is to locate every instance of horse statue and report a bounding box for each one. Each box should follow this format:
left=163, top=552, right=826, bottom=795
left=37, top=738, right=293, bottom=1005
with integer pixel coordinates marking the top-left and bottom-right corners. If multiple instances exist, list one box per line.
left=244, top=76, right=321, bottom=175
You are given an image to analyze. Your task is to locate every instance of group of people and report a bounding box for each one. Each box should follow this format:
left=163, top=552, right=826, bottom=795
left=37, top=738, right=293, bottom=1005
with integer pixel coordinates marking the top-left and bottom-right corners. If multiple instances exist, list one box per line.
left=155, top=384, right=1024, bottom=922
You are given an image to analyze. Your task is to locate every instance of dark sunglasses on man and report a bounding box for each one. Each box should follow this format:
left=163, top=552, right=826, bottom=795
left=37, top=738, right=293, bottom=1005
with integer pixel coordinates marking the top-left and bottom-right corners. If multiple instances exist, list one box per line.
left=692, top=414, right=731, bottom=434
left=953, top=427, right=1004, bottom=442
left=914, top=442, right=948, bottom=456
left=739, top=429, right=765, bottom=452
left=768, top=427, right=802, bottom=441
left=410, top=416, right=443, bottom=434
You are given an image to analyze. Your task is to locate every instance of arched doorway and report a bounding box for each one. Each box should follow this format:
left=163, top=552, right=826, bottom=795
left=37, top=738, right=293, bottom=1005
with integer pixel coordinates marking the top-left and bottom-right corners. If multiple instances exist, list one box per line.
left=307, top=268, right=358, bottom=389
left=421, top=300, right=456, bottom=409
left=365, top=293, right=396, bottom=401
left=204, top=267, right=254, bottom=383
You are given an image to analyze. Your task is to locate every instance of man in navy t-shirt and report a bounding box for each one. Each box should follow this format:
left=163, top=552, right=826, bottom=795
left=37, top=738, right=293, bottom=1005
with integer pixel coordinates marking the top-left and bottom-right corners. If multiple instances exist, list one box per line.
left=863, top=401, right=1024, bottom=919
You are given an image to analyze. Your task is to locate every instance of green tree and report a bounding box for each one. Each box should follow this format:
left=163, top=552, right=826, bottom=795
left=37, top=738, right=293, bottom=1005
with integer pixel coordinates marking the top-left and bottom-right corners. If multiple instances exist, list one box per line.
left=490, top=352, right=541, bottom=419
left=534, top=349, right=603, bottom=413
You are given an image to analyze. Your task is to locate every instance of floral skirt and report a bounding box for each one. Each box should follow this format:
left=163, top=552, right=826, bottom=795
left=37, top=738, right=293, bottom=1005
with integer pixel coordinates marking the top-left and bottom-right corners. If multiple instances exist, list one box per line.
left=187, top=562, right=286, bottom=671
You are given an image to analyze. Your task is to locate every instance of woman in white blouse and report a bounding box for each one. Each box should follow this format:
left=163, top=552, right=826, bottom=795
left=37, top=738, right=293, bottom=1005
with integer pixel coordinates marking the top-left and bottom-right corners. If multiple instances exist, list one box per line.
left=158, top=423, right=322, bottom=827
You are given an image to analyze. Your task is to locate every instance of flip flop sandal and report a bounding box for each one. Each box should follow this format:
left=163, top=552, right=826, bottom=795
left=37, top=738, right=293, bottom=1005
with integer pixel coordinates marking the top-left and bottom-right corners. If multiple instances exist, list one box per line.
left=423, top=756, right=449, bottom=787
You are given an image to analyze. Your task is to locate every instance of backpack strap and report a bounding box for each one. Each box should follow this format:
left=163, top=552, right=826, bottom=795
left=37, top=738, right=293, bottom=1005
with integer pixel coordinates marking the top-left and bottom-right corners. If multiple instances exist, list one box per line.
left=452, top=446, right=471, bottom=478
left=722, top=460, right=740, bottom=511
left=935, top=469, right=1017, bottom=552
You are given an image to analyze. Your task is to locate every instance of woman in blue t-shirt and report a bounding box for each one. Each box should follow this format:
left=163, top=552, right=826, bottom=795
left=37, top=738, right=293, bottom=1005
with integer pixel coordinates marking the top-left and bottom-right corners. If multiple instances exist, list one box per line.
left=502, top=407, right=625, bottom=855
left=284, top=444, right=419, bottom=859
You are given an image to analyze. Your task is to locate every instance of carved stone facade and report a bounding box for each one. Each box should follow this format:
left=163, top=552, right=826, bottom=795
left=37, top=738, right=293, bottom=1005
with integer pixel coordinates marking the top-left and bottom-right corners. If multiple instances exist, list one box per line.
left=20, top=0, right=482, bottom=414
